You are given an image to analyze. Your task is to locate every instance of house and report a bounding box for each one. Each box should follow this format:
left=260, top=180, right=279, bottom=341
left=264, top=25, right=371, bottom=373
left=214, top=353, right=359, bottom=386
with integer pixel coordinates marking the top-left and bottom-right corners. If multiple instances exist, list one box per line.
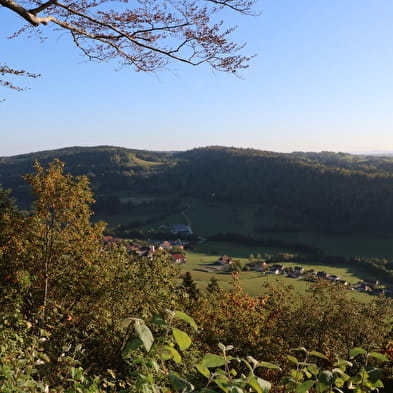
left=102, top=236, right=120, bottom=245
left=171, top=254, right=187, bottom=264
left=353, top=282, right=372, bottom=292
left=326, top=274, right=340, bottom=282
left=253, top=261, right=267, bottom=272
left=364, top=280, right=379, bottom=287
left=270, top=264, right=284, bottom=272
left=217, top=255, right=234, bottom=265
left=159, top=241, right=173, bottom=250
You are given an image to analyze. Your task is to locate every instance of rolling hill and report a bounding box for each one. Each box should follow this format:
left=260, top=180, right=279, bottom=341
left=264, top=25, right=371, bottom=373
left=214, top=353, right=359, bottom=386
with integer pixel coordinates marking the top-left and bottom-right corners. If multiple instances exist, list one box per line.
left=2, top=145, right=393, bottom=235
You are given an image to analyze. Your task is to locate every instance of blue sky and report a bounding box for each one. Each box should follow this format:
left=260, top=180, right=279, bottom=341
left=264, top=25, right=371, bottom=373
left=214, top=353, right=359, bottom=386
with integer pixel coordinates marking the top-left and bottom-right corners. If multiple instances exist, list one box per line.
left=1, top=0, right=393, bottom=156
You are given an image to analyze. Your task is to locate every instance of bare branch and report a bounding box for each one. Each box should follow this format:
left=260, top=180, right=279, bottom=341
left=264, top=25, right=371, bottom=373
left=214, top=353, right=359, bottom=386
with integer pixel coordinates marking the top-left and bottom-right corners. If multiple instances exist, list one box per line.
left=0, top=63, right=40, bottom=95
left=1, top=0, right=255, bottom=88
left=29, top=0, right=58, bottom=16
left=0, top=0, right=55, bottom=25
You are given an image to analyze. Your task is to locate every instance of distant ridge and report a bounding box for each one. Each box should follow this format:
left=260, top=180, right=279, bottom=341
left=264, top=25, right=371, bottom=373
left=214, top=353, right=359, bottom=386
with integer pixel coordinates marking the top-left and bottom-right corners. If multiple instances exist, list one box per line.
left=3, top=145, right=393, bottom=233
left=350, top=150, right=393, bottom=156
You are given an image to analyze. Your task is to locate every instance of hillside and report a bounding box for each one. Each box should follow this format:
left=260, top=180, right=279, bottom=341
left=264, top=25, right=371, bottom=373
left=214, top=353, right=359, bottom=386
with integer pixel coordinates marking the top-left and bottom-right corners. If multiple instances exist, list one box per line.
left=2, top=145, right=393, bottom=234
left=0, top=145, right=174, bottom=208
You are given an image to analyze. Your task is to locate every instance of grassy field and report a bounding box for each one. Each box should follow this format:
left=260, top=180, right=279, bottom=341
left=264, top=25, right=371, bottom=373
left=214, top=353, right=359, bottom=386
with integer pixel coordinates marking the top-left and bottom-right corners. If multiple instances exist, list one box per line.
left=128, top=198, right=393, bottom=258
left=183, top=241, right=373, bottom=302
left=100, top=196, right=393, bottom=259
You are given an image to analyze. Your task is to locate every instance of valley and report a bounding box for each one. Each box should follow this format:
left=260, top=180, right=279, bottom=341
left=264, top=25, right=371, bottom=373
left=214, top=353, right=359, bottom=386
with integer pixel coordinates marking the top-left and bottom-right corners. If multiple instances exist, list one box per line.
left=2, top=145, right=393, bottom=293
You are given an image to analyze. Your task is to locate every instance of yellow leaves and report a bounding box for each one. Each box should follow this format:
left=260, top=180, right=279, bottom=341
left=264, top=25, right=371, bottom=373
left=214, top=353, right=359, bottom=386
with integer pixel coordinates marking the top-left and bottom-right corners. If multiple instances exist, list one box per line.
left=4, top=159, right=106, bottom=313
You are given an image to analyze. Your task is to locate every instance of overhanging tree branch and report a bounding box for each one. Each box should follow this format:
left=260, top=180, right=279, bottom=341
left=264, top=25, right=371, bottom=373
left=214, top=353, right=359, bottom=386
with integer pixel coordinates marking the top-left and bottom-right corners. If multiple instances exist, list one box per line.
left=1, top=0, right=255, bottom=92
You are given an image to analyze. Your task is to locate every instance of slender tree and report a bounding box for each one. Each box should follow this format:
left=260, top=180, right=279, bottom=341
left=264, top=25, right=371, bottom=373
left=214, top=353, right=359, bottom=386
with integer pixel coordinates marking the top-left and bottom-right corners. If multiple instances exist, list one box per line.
left=0, top=159, right=106, bottom=318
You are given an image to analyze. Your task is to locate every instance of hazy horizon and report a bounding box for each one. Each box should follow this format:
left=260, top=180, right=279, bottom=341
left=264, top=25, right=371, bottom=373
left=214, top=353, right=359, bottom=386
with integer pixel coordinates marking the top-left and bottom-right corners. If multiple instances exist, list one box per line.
left=2, top=144, right=393, bottom=159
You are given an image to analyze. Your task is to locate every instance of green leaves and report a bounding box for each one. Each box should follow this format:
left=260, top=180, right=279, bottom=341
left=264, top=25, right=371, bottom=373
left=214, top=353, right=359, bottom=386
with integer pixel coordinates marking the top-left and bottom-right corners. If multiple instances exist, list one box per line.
left=295, top=380, right=315, bottom=393
left=200, top=353, right=226, bottom=368
left=169, top=372, right=195, bottom=393
left=248, top=376, right=271, bottom=393
left=122, top=338, right=143, bottom=358
left=349, top=347, right=367, bottom=359
left=283, top=347, right=390, bottom=393
left=174, top=311, right=198, bottom=331
left=172, top=328, right=192, bottom=351
left=309, top=351, right=329, bottom=361
left=369, top=352, right=389, bottom=362
left=257, top=361, right=281, bottom=370
left=287, top=355, right=299, bottom=365
left=161, top=346, right=182, bottom=363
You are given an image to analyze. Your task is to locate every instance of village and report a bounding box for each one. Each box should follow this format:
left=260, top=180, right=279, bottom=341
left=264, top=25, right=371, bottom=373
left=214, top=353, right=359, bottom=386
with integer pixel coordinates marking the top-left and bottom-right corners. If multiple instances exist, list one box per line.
left=103, top=233, right=393, bottom=298
left=199, top=254, right=393, bottom=297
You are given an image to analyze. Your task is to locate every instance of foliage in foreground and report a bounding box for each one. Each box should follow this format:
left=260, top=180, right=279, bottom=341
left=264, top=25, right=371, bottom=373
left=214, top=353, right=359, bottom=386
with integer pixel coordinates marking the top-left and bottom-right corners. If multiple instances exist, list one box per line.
left=1, top=307, right=391, bottom=393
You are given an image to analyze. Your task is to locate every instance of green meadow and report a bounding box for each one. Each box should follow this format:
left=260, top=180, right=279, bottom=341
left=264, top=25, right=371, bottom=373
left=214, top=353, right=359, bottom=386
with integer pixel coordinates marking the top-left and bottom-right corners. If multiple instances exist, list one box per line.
left=125, top=197, right=393, bottom=258
left=183, top=241, right=373, bottom=302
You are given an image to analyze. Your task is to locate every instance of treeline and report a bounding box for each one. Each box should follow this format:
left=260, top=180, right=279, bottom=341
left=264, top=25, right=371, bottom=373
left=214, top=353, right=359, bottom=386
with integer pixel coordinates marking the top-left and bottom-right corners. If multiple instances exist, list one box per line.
left=4, top=146, right=393, bottom=232
left=208, top=232, right=323, bottom=256
left=166, top=147, right=393, bottom=232
left=95, top=195, right=183, bottom=216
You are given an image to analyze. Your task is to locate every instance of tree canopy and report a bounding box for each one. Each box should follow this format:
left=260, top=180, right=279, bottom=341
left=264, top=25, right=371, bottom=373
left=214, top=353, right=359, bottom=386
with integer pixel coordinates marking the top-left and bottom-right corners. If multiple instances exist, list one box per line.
left=1, top=0, right=255, bottom=90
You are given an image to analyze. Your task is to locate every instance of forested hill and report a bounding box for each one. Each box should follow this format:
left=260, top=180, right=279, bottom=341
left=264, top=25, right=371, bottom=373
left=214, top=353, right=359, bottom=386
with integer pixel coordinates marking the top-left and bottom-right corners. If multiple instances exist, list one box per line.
left=2, top=145, right=393, bottom=232
left=0, top=146, right=174, bottom=206
left=166, top=147, right=393, bottom=232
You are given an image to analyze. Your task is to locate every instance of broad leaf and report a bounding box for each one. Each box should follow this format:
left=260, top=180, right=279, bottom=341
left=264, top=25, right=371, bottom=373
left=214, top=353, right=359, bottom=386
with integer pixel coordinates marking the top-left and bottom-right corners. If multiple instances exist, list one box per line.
left=315, top=381, right=329, bottom=392
left=258, top=361, right=281, bottom=370
left=161, top=346, right=182, bottom=363
left=369, top=352, right=389, bottom=362
left=122, top=338, right=143, bottom=358
left=349, top=348, right=366, bottom=359
left=174, top=311, right=198, bottom=331
left=334, top=359, right=353, bottom=369
left=368, top=368, right=382, bottom=383
left=169, top=372, right=195, bottom=393
left=309, top=351, right=329, bottom=360
left=151, top=314, right=167, bottom=327
left=295, top=380, right=315, bottom=393
left=195, top=363, right=211, bottom=378
left=201, top=354, right=226, bottom=368
left=172, top=328, right=192, bottom=351
left=287, top=355, right=299, bottom=364
left=292, top=347, right=308, bottom=353
left=135, top=320, right=154, bottom=352
left=307, top=364, right=320, bottom=376
left=248, top=376, right=271, bottom=393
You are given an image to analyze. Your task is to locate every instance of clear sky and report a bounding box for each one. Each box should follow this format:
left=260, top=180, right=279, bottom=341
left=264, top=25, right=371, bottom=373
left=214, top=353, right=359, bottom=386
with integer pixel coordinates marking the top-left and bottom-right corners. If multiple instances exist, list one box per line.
left=1, top=0, right=393, bottom=156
